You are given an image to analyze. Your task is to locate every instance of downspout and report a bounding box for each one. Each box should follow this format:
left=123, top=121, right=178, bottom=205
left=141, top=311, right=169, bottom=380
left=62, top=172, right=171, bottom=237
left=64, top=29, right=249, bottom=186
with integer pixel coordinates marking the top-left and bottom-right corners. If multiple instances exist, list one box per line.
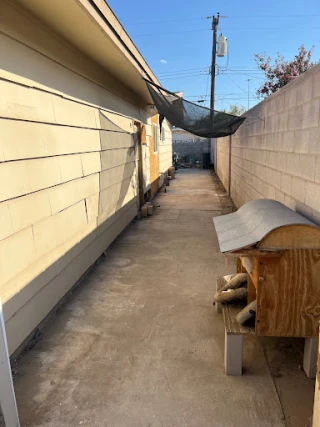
left=228, top=135, right=232, bottom=197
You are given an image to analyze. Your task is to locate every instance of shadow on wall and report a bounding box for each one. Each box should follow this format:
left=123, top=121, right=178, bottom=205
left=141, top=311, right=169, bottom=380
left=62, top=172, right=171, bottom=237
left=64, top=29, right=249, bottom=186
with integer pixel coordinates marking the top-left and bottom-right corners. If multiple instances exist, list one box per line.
left=0, top=2, right=141, bottom=117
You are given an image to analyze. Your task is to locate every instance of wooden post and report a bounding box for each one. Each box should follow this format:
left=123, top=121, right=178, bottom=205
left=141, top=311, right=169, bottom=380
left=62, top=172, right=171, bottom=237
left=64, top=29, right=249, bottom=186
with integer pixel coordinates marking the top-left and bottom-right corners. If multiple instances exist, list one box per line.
left=0, top=300, right=20, bottom=427
left=312, top=324, right=320, bottom=427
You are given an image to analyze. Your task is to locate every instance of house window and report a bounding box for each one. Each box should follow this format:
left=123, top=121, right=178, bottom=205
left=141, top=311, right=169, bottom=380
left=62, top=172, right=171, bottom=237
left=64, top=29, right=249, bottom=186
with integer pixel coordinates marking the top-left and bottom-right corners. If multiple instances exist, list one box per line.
left=161, top=127, right=166, bottom=142
left=153, top=124, right=158, bottom=153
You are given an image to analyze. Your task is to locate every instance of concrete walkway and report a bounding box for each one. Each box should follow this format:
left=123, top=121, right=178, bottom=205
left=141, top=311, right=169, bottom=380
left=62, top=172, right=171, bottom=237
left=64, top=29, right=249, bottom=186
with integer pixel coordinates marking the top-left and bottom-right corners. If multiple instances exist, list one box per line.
left=13, top=170, right=285, bottom=427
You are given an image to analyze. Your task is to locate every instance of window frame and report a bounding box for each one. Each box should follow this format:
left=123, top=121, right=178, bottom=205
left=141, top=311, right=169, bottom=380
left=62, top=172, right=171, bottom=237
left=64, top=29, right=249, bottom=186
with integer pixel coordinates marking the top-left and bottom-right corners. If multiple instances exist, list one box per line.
left=153, top=124, right=158, bottom=153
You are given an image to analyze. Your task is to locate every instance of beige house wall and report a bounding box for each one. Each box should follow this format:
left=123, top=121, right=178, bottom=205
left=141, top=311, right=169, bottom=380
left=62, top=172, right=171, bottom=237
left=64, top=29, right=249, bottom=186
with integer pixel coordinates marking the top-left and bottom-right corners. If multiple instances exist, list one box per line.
left=216, top=64, right=320, bottom=225
left=0, top=0, right=172, bottom=354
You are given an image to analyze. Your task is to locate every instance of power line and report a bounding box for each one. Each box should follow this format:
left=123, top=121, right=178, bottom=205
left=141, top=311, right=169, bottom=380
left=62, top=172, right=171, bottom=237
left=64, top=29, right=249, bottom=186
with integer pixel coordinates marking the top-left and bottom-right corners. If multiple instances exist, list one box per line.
left=131, top=26, right=320, bottom=37
left=223, top=73, right=247, bottom=94
left=132, top=28, right=211, bottom=37
left=124, top=16, right=207, bottom=25
left=123, top=14, right=320, bottom=26
left=157, top=67, right=210, bottom=77
left=160, top=73, right=209, bottom=80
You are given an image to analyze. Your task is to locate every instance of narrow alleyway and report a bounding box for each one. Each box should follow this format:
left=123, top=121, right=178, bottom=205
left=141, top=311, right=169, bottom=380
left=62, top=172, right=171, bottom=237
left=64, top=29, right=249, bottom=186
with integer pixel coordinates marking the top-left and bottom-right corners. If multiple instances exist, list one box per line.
left=13, top=170, right=286, bottom=427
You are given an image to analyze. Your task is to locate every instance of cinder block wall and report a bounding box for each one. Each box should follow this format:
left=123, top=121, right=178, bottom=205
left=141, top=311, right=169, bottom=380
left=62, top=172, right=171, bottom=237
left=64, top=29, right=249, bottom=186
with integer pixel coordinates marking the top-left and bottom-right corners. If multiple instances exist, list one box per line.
left=216, top=64, right=320, bottom=225
left=173, top=140, right=210, bottom=162
left=0, top=1, right=172, bottom=354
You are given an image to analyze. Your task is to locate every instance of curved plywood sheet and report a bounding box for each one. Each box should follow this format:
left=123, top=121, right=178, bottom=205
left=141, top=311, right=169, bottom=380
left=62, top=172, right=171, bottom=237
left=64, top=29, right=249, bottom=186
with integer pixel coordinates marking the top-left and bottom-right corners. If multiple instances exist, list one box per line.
left=213, top=199, right=319, bottom=253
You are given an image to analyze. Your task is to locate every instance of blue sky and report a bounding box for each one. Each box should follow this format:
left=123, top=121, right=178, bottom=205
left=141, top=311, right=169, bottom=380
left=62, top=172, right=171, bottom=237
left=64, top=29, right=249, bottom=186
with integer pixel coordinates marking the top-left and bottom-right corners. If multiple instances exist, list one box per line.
left=107, top=0, right=320, bottom=111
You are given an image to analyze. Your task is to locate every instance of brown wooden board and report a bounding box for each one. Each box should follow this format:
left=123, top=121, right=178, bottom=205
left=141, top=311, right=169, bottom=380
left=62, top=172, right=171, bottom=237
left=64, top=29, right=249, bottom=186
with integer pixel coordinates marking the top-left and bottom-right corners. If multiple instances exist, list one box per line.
left=259, top=225, right=320, bottom=250
left=222, top=302, right=255, bottom=335
left=256, top=250, right=320, bottom=337
left=247, top=274, right=256, bottom=304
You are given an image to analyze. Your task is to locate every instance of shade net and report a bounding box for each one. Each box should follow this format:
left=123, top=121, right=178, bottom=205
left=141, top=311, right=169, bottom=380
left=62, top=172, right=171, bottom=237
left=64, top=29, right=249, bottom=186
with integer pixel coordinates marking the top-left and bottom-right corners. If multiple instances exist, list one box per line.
left=145, top=79, right=246, bottom=138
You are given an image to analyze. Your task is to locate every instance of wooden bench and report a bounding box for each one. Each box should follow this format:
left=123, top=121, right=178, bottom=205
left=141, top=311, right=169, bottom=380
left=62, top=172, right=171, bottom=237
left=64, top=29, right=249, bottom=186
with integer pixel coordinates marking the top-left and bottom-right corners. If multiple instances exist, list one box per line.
left=213, top=199, right=320, bottom=378
left=216, top=276, right=254, bottom=375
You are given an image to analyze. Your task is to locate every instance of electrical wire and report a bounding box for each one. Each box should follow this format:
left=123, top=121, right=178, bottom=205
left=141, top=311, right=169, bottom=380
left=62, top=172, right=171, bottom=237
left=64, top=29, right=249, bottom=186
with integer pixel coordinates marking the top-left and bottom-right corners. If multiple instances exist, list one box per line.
left=223, top=73, right=247, bottom=94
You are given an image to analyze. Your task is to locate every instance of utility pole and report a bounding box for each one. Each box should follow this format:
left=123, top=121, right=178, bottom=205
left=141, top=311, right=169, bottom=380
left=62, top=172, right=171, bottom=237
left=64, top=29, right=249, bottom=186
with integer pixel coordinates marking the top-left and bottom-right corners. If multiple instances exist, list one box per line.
left=247, top=78, right=252, bottom=111
left=209, top=13, right=220, bottom=113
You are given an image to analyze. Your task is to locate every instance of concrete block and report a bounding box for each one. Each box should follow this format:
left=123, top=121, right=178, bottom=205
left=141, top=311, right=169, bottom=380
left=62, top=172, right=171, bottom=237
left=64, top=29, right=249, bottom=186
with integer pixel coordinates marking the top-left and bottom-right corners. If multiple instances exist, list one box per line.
left=267, top=185, right=276, bottom=199
left=278, top=111, right=289, bottom=132
left=293, top=129, right=309, bottom=154
left=284, top=89, right=297, bottom=110
left=305, top=182, right=320, bottom=211
left=81, top=152, right=101, bottom=176
left=298, top=155, right=316, bottom=181
left=282, top=130, right=294, bottom=152
left=0, top=226, right=36, bottom=286
left=296, top=77, right=314, bottom=106
left=312, top=70, right=320, bottom=98
left=147, top=205, right=153, bottom=216
left=315, top=157, right=320, bottom=183
left=276, top=152, right=287, bottom=172
left=303, top=337, right=318, bottom=378
left=284, top=195, right=296, bottom=211
left=141, top=205, right=148, bottom=217
left=291, top=177, right=307, bottom=203
left=275, top=189, right=285, bottom=204
left=301, top=99, right=320, bottom=129
left=308, top=127, right=320, bottom=154
left=33, top=200, right=88, bottom=257
left=280, top=173, right=292, bottom=196
left=287, top=106, right=303, bottom=131
left=286, top=153, right=300, bottom=176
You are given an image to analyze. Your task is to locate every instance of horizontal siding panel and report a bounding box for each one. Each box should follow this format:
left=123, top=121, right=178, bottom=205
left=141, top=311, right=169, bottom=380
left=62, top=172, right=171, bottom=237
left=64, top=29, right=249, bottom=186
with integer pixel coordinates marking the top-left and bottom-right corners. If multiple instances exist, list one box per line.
left=33, top=200, right=88, bottom=258
left=99, top=111, right=133, bottom=133
left=0, top=154, right=95, bottom=202
left=99, top=176, right=137, bottom=215
left=0, top=119, right=101, bottom=161
left=48, top=174, right=99, bottom=214
left=100, top=162, right=137, bottom=192
left=0, top=80, right=56, bottom=123
left=100, top=130, right=133, bottom=150
left=81, top=152, right=101, bottom=176
left=0, top=80, right=100, bottom=128
left=52, top=96, right=99, bottom=128
left=100, top=148, right=136, bottom=171
left=0, top=226, right=37, bottom=287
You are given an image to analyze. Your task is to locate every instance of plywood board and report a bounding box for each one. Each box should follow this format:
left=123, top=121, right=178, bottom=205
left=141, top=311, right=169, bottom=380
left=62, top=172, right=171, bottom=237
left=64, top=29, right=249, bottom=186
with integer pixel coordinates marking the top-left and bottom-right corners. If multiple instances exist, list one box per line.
left=256, top=250, right=320, bottom=337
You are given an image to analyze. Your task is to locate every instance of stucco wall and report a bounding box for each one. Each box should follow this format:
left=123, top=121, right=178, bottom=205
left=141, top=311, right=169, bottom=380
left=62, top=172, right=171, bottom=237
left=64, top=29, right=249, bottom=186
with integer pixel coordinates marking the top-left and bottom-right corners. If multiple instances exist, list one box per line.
left=216, top=64, right=320, bottom=225
left=0, top=0, right=172, bottom=354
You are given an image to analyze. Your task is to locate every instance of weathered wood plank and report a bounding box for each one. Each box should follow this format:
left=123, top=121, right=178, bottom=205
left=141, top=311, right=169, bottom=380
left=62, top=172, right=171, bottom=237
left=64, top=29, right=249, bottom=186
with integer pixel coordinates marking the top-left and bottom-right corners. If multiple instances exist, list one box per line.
left=256, top=250, right=320, bottom=337
left=259, top=225, right=320, bottom=250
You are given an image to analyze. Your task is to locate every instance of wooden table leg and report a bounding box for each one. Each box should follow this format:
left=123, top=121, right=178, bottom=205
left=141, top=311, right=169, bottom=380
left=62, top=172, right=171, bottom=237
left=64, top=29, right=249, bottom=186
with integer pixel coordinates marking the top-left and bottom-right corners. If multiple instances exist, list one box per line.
left=225, top=330, right=243, bottom=375
left=303, top=336, right=319, bottom=379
